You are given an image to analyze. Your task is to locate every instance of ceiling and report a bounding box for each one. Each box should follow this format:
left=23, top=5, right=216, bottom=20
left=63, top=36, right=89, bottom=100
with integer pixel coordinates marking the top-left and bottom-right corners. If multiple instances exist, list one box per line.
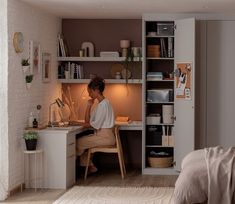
left=20, top=0, right=235, bottom=19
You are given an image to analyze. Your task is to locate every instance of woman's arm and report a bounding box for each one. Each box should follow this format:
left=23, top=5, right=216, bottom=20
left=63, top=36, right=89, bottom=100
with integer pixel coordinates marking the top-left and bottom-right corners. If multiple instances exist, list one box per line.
left=84, top=99, right=94, bottom=127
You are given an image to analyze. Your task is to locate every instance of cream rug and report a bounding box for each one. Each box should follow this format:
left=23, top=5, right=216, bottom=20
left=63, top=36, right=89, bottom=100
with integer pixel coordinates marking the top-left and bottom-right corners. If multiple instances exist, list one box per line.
left=53, top=186, right=174, bottom=204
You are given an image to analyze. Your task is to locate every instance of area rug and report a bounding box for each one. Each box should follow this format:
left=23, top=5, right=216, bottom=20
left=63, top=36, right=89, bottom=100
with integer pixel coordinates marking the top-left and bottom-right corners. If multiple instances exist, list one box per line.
left=53, top=186, right=174, bottom=204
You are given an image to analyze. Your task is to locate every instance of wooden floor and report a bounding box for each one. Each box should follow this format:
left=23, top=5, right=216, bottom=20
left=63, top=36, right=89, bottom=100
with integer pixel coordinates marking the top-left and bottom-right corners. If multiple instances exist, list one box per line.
left=3, top=169, right=178, bottom=204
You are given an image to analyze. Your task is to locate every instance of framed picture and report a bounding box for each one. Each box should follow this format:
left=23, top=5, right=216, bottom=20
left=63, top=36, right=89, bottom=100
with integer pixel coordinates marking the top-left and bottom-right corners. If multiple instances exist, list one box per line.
left=42, top=52, right=51, bottom=83
left=29, top=40, right=41, bottom=74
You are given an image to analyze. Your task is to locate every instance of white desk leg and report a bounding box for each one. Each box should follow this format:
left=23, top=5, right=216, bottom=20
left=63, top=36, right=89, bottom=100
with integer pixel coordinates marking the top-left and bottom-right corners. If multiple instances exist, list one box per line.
left=21, top=153, right=24, bottom=192
left=28, top=154, right=30, bottom=188
left=35, top=153, right=37, bottom=192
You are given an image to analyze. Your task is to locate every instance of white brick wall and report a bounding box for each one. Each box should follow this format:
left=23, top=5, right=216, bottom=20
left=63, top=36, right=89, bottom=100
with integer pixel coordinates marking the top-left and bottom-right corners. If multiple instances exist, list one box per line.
left=0, top=0, right=9, bottom=200
left=7, top=0, right=61, bottom=190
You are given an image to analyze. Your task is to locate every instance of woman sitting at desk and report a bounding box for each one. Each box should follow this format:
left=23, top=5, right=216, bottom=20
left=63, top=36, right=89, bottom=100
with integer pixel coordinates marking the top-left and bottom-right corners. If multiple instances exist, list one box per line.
left=76, top=76, right=115, bottom=173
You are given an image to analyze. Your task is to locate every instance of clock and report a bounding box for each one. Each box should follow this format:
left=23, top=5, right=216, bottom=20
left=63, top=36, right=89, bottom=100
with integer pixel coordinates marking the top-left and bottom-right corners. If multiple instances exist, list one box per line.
left=13, top=32, right=24, bottom=53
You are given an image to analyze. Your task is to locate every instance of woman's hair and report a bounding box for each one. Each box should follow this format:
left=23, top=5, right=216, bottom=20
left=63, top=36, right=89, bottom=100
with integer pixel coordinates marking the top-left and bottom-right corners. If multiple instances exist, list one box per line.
left=88, top=76, right=105, bottom=93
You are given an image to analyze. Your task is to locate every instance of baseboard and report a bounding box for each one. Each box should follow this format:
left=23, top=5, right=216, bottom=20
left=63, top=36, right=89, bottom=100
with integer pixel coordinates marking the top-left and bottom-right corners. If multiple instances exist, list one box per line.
left=9, top=183, right=24, bottom=196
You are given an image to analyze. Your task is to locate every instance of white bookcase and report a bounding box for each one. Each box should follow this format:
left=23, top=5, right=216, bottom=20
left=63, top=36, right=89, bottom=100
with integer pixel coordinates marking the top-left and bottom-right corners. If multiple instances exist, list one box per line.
left=142, top=17, right=196, bottom=174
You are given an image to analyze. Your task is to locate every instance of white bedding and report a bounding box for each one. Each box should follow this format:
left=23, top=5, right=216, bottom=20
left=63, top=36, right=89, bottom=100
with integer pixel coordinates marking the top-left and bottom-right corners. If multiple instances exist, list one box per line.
left=172, top=147, right=235, bottom=204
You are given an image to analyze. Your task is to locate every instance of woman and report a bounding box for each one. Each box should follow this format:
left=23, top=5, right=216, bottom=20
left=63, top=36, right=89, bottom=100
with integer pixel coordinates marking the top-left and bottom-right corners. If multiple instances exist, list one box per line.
left=76, top=76, right=115, bottom=173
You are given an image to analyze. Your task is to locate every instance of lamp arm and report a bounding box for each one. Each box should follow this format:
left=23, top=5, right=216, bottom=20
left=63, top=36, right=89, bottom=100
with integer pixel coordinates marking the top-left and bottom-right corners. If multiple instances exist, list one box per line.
left=48, top=101, right=56, bottom=127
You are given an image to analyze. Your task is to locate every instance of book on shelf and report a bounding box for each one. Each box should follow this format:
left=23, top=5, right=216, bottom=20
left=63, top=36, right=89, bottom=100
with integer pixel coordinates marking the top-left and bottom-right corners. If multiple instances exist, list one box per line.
left=168, top=37, right=174, bottom=58
left=58, top=34, right=68, bottom=57
left=160, top=38, right=167, bottom=58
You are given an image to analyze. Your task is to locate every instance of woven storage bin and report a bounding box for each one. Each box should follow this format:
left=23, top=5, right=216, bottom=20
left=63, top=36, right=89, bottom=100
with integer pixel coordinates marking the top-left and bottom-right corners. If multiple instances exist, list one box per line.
left=148, top=156, right=173, bottom=168
left=147, top=45, right=160, bottom=57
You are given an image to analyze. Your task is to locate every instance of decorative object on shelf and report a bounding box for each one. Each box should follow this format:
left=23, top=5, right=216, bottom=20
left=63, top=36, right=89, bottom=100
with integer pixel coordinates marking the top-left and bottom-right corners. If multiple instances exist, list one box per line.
left=110, top=63, right=124, bottom=79
left=13, top=32, right=24, bottom=53
left=29, top=40, right=41, bottom=74
left=78, top=49, right=84, bottom=57
left=28, top=112, right=34, bottom=128
left=23, top=131, right=38, bottom=151
left=25, top=74, right=33, bottom=89
left=33, top=118, right=38, bottom=128
left=36, top=104, right=42, bottom=125
left=100, top=51, right=119, bottom=57
left=21, top=58, right=30, bottom=73
left=115, top=72, right=121, bottom=79
left=121, top=68, right=131, bottom=80
left=81, top=42, right=94, bottom=57
left=120, top=40, right=130, bottom=57
left=42, top=52, right=51, bottom=83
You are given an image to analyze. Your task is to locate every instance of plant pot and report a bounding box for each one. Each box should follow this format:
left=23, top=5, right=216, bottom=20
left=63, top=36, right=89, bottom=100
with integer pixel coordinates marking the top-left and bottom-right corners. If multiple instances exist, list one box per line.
left=25, top=139, right=37, bottom=151
left=22, top=65, right=29, bottom=73
left=26, top=83, right=31, bottom=89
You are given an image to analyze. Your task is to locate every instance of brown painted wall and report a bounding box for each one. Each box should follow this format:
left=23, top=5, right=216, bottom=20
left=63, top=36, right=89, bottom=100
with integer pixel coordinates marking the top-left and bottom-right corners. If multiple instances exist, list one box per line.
left=62, top=19, right=142, bottom=56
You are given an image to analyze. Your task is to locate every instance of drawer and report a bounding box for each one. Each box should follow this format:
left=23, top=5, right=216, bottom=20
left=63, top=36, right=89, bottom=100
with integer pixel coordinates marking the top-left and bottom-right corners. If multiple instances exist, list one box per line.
left=67, top=143, right=75, bottom=157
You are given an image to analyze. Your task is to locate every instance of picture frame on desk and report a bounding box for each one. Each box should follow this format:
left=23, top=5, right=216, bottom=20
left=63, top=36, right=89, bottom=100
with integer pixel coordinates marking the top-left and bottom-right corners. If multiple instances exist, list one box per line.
left=29, top=40, right=41, bottom=74
left=42, top=52, right=51, bottom=83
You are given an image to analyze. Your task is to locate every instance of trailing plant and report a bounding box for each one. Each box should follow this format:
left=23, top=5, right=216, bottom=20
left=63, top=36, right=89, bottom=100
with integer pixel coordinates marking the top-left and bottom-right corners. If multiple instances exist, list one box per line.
left=25, top=75, right=33, bottom=83
left=23, top=131, right=38, bottom=140
left=21, top=58, right=30, bottom=66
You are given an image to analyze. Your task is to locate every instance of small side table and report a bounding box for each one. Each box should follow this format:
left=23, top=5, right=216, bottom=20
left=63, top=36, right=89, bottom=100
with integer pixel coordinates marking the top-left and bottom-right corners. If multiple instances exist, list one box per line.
left=21, top=149, right=43, bottom=192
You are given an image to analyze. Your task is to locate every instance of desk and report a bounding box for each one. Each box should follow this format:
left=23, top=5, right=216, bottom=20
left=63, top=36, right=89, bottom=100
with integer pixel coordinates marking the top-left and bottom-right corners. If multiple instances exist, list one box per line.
left=38, top=122, right=142, bottom=189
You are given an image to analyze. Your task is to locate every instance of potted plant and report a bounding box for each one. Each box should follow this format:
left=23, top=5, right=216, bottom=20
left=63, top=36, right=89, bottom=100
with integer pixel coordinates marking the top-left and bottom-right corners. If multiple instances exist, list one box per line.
left=25, top=74, right=33, bottom=89
left=21, top=58, right=30, bottom=73
left=23, top=131, right=38, bottom=150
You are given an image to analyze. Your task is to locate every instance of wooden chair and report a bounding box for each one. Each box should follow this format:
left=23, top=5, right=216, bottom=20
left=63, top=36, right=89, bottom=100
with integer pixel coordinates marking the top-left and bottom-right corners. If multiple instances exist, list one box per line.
left=84, top=125, right=126, bottom=180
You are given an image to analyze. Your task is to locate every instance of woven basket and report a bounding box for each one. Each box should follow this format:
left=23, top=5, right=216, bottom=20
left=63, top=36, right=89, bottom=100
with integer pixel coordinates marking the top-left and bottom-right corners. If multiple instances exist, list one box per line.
left=148, top=156, right=173, bottom=168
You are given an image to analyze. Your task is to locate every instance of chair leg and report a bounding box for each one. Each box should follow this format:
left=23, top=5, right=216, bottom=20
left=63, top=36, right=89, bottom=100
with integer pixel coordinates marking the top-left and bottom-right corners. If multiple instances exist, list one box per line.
left=121, top=150, right=126, bottom=176
left=84, top=150, right=91, bottom=180
left=117, top=150, right=124, bottom=179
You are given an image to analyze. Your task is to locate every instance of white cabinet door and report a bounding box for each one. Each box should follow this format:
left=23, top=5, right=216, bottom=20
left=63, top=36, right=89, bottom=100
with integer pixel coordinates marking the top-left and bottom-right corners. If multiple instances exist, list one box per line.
left=174, top=18, right=195, bottom=171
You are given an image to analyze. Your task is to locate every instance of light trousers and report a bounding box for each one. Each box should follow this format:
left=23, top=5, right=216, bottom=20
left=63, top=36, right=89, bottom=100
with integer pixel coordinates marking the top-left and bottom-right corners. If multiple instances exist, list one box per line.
left=76, top=128, right=115, bottom=166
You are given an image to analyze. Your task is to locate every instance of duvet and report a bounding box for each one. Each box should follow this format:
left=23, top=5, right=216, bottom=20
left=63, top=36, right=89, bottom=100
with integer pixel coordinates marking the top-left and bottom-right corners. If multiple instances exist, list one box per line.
left=172, top=147, right=235, bottom=204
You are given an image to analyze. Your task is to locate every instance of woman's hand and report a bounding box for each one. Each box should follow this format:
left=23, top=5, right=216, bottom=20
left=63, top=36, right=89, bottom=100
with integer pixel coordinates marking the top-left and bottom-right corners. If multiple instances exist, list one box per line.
left=87, top=98, right=95, bottom=107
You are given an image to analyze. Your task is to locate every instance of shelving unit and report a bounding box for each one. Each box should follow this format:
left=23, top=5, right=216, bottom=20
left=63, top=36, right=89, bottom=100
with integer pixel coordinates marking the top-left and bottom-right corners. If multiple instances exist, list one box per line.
left=142, top=17, right=196, bottom=175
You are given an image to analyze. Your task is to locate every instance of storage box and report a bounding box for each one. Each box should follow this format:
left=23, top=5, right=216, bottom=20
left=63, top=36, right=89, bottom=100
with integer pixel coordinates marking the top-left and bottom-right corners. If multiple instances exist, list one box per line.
left=147, top=45, right=160, bottom=57
left=146, top=125, right=162, bottom=145
left=147, top=89, right=173, bottom=103
left=148, top=156, right=173, bottom=168
left=157, top=23, right=174, bottom=36
left=146, top=114, right=161, bottom=125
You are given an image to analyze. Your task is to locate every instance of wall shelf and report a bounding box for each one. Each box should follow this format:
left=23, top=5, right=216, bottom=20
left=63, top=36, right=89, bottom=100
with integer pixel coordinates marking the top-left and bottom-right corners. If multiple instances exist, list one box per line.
left=57, top=57, right=142, bottom=62
left=58, top=78, right=142, bottom=84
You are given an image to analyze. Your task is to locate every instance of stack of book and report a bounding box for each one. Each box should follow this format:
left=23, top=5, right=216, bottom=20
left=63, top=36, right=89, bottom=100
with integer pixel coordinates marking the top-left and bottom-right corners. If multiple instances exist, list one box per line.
left=58, top=62, right=84, bottom=79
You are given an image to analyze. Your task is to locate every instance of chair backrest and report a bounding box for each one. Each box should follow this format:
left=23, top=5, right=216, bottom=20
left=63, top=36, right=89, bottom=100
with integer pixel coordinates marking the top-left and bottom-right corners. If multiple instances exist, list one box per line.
left=114, top=125, right=122, bottom=150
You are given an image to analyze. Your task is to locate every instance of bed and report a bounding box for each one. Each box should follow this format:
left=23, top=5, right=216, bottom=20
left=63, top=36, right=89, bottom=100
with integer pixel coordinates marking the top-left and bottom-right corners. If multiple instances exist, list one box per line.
left=172, top=147, right=235, bottom=204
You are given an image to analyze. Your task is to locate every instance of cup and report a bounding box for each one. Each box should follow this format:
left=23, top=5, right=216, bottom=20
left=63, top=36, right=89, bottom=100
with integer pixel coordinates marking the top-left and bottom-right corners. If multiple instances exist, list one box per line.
left=132, top=47, right=140, bottom=57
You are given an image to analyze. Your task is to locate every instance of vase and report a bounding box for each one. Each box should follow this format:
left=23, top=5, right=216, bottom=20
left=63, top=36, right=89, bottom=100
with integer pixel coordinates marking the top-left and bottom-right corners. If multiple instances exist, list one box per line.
left=25, top=139, right=37, bottom=151
left=22, top=65, right=29, bottom=73
left=26, top=83, right=31, bottom=89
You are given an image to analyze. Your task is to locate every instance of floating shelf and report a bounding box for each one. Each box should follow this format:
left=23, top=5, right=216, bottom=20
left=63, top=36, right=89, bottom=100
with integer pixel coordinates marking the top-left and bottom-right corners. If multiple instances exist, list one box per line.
left=57, top=57, right=142, bottom=62
left=146, top=35, right=174, bottom=38
left=146, top=57, right=174, bottom=60
left=58, top=78, right=143, bottom=84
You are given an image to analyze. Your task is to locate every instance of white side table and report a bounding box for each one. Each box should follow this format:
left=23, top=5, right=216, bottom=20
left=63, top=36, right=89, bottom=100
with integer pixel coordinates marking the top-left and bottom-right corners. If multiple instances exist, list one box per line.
left=22, top=149, right=43, bottom=192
